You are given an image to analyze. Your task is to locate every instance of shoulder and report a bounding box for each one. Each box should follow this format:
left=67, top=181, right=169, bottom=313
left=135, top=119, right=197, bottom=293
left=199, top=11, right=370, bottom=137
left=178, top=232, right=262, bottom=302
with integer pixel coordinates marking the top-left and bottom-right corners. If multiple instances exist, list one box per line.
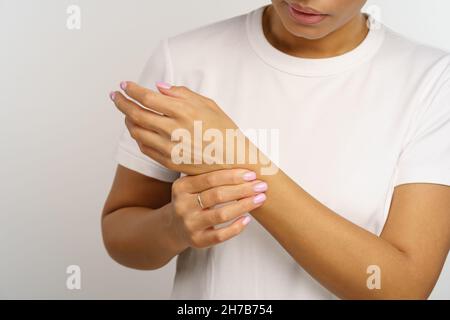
left=380, top=25, right=450, bottom=73
left=162, top=9, right=254, bottom=73
left=167, top=11, right=248, bottom=52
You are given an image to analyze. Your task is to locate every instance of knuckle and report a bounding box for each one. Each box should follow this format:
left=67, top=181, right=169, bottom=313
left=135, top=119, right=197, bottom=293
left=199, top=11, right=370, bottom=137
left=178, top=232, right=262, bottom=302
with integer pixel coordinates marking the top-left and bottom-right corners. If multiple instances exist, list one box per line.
left=128, top=109, right=141, bottom=124
left=137, top=141, right=146, bottom=153
left=230, top=227, right=242, bottom=239
left=213, top=189, right=224, bottom=203
left=161, top=156, right=174, bottom=169
left=214, top=232, right=226, bottom=243
left=134, top=130, right=143, bottom=142
left=234, top=222, right=244, bottom=234
left=142, top=92, right=154, bottom=106
left=125, top=116, right=133, bottom=130
left=129, top=127, right=140, bottom=141
left=141, top=145, right=155, bottom=159
left=231, top=173, right=242, bottom=185
left=171, top=179, right=185, bottom=195
left=162, top=144, right=174, bottom=158
left=240, top=198, right=255, bottom=212
left=206, top=210, right=217, bottom=225
left=214, top=208, right=228, bottom=223
left=205, top=174, right=216, bottom=188
left=189, top=234, right=203, bottom=248
left=161, top=121, right=175, bottom=136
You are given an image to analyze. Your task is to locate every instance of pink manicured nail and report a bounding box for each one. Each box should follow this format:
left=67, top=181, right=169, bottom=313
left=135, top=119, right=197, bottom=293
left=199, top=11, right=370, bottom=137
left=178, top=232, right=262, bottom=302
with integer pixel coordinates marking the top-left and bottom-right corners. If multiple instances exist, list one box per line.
left=243, top=171, right=257, bottom=181
left=120, top=81, right=128, bottom=90
left=253, top=193, right=266, bottom=204
left=253, top=182, right=268, bottom=192
left=109, top=91, right=116, bottom=101
left=156, top=81, right=172, bottom=89
left=242, top=216, right=252, bottom=226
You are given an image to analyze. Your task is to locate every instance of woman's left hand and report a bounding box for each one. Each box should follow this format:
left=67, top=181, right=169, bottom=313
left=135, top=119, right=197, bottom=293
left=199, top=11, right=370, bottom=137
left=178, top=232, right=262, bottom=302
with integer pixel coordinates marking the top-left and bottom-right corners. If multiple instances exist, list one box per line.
left=110, top=81, right=255, bottom=175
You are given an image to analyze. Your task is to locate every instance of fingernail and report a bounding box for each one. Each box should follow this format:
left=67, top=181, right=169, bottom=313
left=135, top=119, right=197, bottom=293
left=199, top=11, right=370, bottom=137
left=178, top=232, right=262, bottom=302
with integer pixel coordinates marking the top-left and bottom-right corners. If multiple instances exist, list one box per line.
left=253, top=193, right=266, bottom=204
left=242, top=216, right=252, bottom=226
left=156, top=81, right=172, bottom=89
left=109, top=91, right=116, bottom=101
left=243, top=171, right=257, bottom=181
left=120, top=81, right=128, bottom=90
left=253, top=182, right=268, bottom=192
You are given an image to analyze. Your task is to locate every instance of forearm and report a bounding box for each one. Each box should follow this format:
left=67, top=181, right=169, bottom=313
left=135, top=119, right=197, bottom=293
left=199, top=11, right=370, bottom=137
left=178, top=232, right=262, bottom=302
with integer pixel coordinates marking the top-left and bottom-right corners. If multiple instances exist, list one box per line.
left=101, top=204, right=188, bottom=270
left=251, top=169, right=428, bottom=299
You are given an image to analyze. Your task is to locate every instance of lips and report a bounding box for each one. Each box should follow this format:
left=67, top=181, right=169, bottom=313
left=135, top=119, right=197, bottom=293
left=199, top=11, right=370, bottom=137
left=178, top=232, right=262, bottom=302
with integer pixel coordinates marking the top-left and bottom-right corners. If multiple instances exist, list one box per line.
left=289, top=2, right=324, bottom=15
left=286, top=2, right=328, bottom=25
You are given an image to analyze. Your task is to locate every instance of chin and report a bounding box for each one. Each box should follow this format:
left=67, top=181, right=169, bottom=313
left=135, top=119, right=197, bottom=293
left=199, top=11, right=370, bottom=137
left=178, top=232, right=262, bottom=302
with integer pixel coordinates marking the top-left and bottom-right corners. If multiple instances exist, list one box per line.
left=277, top=10, right=334, bottom=40
left=285, top=24, right=333, bottom=40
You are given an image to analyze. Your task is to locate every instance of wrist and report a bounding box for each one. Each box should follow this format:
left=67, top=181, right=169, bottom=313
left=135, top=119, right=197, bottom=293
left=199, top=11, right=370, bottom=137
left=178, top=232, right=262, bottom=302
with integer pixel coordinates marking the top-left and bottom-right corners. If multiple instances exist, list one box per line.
left=242, top=136, right=279, bottom=177
left=202, top=131, right=279, bottom=175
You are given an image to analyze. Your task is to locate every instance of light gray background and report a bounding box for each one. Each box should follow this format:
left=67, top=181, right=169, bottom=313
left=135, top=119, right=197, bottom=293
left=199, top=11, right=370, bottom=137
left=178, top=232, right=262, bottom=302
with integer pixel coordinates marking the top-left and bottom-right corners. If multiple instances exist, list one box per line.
left=0, top=0, right=448, bottom=299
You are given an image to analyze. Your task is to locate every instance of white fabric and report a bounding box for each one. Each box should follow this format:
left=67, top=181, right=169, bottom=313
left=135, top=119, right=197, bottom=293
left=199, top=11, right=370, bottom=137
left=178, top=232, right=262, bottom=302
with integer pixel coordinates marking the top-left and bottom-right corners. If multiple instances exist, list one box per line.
left=116, top=5, right=450, bottom=299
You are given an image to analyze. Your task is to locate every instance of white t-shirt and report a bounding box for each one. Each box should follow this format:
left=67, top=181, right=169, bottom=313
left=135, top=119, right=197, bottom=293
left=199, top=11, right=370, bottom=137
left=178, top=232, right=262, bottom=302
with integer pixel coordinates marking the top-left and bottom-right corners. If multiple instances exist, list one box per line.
left=116, top=5, right=450, bottom=299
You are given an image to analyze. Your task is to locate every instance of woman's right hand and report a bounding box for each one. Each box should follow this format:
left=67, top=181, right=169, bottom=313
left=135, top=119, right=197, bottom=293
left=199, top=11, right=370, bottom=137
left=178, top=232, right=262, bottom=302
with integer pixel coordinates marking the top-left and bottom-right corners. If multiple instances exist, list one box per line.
left=167, top=169, right=268, bottom=250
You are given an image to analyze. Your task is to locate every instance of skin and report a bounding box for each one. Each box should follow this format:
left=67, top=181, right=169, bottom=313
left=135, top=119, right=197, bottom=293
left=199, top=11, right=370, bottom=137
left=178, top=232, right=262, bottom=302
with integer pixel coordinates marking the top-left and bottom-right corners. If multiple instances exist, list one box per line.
left=102, top=1, right=450, bottom=299
left=103, top=167, right=265, bottom=270
left=267, top=0, right=369, bottom=57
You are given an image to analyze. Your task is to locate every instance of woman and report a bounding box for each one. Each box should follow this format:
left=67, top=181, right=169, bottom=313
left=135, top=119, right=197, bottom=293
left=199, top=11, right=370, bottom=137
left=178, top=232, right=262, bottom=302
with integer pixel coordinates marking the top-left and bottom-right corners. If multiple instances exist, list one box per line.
left=102, top=0, right=450, bottom=299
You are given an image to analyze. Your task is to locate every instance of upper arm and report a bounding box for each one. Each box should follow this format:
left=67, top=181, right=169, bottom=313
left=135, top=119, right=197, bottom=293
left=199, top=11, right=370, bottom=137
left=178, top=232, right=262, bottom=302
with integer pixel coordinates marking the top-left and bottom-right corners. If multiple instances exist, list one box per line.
left=102, top=164, right=173, bottom=217
left=380, top=182, right=450, bottom=296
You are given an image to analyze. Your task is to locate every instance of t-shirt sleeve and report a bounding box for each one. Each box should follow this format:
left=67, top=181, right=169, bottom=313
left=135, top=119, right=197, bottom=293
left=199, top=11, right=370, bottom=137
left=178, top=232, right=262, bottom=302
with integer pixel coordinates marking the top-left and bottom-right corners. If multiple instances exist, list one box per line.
left=394, top=65, right=450, bottom=187
left=115, top=38, right=180, bottom=183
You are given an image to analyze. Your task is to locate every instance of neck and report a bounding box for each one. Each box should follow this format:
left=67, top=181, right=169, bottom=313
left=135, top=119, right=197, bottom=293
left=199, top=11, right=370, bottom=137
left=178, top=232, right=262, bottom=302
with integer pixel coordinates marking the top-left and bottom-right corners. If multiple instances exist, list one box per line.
left=263, top=5, right=369, bottom=59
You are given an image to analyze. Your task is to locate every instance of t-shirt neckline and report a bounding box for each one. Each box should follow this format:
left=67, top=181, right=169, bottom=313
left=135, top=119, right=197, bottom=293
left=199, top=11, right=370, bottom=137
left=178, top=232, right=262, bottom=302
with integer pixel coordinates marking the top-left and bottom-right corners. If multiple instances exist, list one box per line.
left=246, top=5, right=386, bottom=77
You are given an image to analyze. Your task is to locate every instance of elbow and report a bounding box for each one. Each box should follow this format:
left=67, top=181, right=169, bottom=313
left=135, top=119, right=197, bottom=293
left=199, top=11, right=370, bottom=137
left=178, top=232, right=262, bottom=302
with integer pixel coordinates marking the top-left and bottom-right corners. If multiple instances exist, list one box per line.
left=378, top=288, right=432, bottom=300
left=101, top=217, right=132, bottom=269
left=367, top=272, right=435, bottom=300
left=101, top=214, right=169, bottom=271
left=388, top=263, right=438, bottom=300
left=345, top=285, right=432, bottom=300
left=373, top=253, right=439, bottom=300
left=389, top=280, right=434, bottom=300
left=380, top=285, right=432, bottom=300
left=343, top=262, right=437, bottom=300
left=102, top=229, right=167, bottom=271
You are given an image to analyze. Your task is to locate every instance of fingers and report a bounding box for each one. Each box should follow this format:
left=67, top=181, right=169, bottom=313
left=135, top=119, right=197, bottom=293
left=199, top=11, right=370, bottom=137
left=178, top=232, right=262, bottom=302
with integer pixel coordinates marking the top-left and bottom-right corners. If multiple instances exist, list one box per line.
left=180, top=169, right=258, bottom=194
left=169, top=169, right=268, bottom=249
left=112, top=91, right=175, bottom=137
left=120, top=81, right=180, bottom=117
left=125, top=118, right=173, bottom=158
left=155, top=82, right=208, bottom=103
left=199, top=180, right=268, bottom=209
left=194, top=193, right=266, bottom=230
left=138, top=144, right=171, bottom=169
left=200, top=215, right=252, bottom=247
